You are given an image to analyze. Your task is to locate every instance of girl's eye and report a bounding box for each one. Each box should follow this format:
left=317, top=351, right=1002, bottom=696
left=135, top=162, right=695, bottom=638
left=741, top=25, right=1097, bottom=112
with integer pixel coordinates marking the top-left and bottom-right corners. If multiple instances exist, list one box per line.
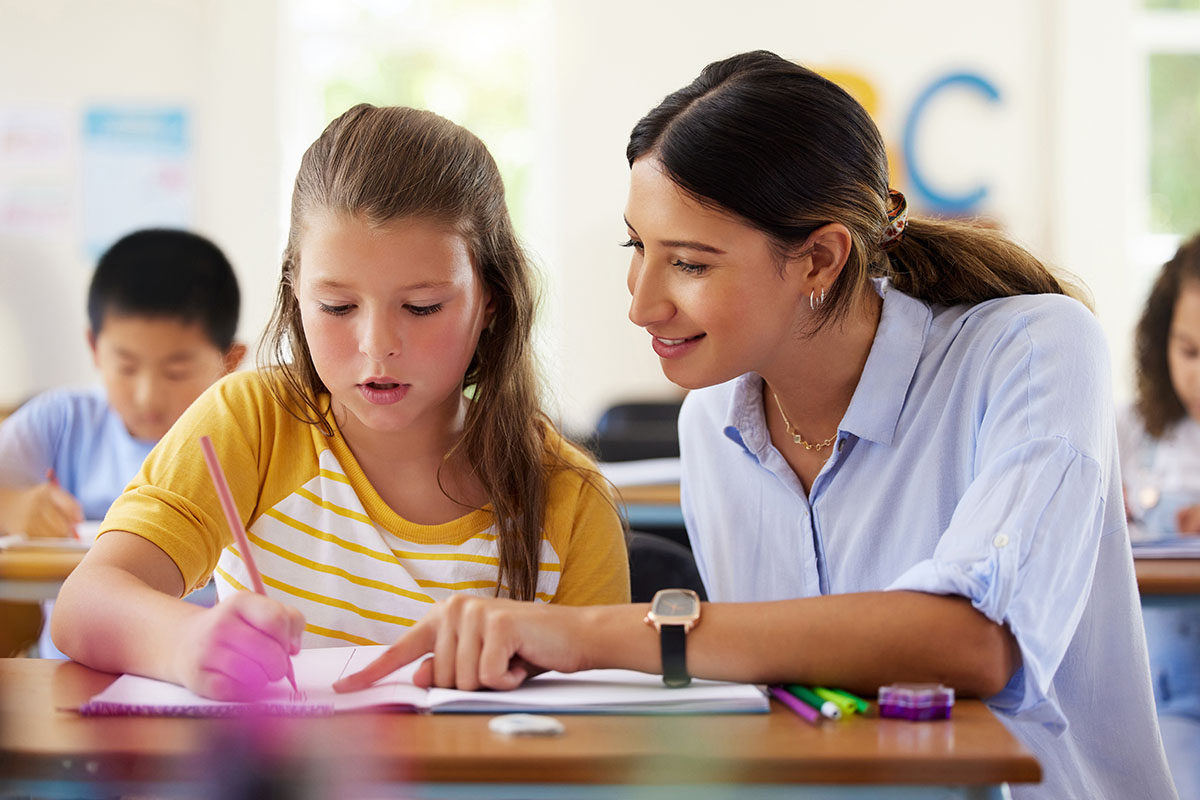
left=620, top=238, right=644, bottom=252
left=671, top=259, right=708, bottom=275
left=318, top=303, right=353, bottom=316
left=406, top=303, right=443, bottom=317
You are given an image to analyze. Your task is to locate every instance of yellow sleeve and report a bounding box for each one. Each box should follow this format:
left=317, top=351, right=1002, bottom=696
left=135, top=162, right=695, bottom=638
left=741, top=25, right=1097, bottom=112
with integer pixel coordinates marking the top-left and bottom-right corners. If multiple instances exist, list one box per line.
left=99, top=371, right=268, bottom=594
left=542, top=433, right=631, bottom=606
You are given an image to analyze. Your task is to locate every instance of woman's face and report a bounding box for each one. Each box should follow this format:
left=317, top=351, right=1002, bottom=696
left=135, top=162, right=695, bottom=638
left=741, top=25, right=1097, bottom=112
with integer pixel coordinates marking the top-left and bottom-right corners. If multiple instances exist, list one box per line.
left=1168, top=280, right=1200, bottom=421
left=622, top=158, right=813, bottom=389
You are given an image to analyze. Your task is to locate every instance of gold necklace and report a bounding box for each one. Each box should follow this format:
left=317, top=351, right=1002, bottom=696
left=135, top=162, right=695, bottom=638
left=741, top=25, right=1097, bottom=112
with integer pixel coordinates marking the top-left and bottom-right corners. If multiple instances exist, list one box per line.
left=771, top=391, right=838, bottom=452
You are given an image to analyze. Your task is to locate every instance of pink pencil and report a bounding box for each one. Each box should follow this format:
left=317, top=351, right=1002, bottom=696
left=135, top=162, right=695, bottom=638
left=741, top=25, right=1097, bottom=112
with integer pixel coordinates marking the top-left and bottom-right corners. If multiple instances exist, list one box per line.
left=199, top=435, right=299, bottom=694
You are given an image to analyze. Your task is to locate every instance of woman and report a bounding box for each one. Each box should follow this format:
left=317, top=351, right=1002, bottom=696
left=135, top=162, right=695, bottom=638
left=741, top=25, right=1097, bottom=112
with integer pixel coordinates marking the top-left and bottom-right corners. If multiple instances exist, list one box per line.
left=338, top=51, right=1175, bottom=799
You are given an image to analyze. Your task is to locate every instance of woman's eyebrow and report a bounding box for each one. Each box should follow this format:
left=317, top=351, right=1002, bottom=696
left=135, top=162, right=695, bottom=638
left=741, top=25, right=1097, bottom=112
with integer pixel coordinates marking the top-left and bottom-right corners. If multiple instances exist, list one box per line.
left=623, top=217, right=726, bottom=254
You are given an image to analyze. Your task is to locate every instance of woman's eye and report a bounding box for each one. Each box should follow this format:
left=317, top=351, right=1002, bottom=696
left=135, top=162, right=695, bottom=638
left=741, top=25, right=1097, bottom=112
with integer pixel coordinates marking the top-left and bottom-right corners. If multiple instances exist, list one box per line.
left=671, top=259, right=708, bottom=275
left=620, top=238, right=644, bottom=252
left=406, top=303, right=443, bottom=317
left=318, top=303, right=353, bottom=316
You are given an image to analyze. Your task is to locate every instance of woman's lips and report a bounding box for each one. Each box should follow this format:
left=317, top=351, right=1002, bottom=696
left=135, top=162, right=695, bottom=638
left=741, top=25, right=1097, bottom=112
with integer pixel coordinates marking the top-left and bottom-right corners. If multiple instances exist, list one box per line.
left=651, top=333, right=704, bottom=359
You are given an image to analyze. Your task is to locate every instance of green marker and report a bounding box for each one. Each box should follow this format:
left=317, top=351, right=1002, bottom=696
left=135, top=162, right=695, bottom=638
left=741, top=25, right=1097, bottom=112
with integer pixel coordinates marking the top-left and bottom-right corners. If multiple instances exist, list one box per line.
left=826, top=687, right=870, bottom=714
left=814, top=687, right=858, bottom=717
left=786, top=684, right=841, bottom=720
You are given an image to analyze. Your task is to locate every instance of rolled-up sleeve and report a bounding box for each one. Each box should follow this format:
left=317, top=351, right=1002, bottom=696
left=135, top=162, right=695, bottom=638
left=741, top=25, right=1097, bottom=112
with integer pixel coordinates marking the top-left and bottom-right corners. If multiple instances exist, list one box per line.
left=888, top=435, right=1108, bottom=728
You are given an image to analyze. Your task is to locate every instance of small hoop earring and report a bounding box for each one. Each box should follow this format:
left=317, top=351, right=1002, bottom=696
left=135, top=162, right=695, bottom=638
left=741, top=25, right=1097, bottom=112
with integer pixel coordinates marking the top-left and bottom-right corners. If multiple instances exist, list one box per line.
left=810, top=288, right=826, bottom=311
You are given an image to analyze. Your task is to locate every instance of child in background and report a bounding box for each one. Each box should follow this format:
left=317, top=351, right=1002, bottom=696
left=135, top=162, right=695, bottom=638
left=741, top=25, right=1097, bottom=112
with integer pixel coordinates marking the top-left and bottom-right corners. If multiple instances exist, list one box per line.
left=53, top=104, right=629, bottom=700
left=1118, top=232, right=1200, bottom=800
left=0, top=228, right=245, bottom=656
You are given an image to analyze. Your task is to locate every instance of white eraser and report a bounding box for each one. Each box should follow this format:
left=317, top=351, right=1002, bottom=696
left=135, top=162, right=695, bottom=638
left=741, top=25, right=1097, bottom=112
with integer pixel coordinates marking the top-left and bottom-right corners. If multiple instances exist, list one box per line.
left=487, top=713, right=565, bottom=736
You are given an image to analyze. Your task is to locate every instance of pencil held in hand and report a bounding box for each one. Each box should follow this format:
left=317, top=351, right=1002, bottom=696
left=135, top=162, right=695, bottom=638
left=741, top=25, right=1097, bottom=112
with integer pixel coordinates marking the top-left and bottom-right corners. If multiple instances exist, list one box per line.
left=199, top=435, right=299, bottom=693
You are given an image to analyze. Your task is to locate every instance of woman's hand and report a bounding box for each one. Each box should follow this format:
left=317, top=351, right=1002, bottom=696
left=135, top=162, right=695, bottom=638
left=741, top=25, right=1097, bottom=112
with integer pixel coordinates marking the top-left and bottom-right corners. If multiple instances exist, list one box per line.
left=1176, top=504, right=1200, bottom=535
left=171, top=591, right=305, bottom=701
left=334, top=595, right=594, bottom=693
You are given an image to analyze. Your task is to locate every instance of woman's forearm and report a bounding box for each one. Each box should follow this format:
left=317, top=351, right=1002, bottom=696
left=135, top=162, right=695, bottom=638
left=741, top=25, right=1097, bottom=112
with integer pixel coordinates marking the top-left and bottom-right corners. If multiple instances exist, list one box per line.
left=583, top=591, right=1019, bottom=697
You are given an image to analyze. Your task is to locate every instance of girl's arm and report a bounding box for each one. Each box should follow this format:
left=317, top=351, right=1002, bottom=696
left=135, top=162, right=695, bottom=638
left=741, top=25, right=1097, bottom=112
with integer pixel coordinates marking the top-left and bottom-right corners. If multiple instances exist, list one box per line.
left=53, top=531, right=304, bottom=700
left=335, top=590, right=1018, bottom=698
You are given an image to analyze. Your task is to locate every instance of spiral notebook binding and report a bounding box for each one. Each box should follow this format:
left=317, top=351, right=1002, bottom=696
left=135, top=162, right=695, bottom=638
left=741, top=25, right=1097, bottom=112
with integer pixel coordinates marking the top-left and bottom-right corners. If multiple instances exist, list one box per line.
left=78, top=700, right=333, bottom=717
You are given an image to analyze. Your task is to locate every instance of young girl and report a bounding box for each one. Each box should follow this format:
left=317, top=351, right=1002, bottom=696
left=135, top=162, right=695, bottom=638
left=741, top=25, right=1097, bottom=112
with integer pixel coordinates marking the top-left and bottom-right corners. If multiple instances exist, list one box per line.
left=337, top=53, right=1175, bottom=799
left=52, top=104, right=629, bottom=700
left=1118, top=233, right=1200, bottom=799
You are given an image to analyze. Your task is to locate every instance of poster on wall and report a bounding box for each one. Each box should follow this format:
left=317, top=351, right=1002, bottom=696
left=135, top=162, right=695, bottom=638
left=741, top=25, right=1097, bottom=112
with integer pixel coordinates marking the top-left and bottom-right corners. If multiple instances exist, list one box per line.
left=81, top=107, right=192, bottom=259
left=0, top=108, right=73, bottom=238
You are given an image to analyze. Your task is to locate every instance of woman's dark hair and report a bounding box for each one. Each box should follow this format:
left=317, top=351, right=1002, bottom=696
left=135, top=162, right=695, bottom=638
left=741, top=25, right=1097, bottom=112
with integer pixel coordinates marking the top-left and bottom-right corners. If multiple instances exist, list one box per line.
left=1135, top=233, right=1200, bottom=438
left=627, top=50, right=1084, bottom=327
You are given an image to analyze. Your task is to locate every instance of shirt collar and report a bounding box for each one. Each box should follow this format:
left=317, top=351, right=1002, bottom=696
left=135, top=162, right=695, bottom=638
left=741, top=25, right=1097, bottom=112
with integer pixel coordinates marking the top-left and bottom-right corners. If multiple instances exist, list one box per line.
left=722, top=279, right=930, bottom=455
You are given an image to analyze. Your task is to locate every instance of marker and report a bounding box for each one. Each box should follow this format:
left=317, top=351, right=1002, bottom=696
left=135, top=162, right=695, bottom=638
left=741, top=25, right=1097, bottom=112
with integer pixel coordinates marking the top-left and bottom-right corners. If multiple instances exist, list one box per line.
left=45, top=468, right=81, bottom=541
left=786, top=684, right=841, bottom=720
left=769, top=685, right=820, bottom=725
left=814, top=686, right=859, bottom=717
left=826, top=686, right=870, bottom=714
left=199, top=435, right=299, bottom=695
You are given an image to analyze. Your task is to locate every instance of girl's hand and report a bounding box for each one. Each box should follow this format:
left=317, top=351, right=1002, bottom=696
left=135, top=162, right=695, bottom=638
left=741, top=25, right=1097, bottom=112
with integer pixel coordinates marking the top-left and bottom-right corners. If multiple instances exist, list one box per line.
left=172, top=591, right=305, bottom=700
left=333, top=595, right=592, bottom=693
left=1176, top=504, right=1200, bottom=535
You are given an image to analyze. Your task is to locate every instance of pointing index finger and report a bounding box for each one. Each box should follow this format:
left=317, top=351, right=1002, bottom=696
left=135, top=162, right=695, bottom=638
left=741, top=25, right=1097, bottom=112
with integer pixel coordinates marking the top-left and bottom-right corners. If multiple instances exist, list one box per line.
left=333, top=624, right=435, bottom=693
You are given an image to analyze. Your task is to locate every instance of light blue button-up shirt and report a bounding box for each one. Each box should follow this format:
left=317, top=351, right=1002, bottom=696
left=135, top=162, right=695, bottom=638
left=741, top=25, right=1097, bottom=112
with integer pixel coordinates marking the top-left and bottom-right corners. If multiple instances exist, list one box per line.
left=680, top=280, right=1176, bottom=799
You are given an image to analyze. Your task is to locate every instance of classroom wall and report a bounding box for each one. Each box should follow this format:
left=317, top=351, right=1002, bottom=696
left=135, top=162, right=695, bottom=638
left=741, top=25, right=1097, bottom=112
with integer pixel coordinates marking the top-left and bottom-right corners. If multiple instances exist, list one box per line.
left=0, top=0, right=1140, bottom=433
left=0, top=0, right=281, bottom=408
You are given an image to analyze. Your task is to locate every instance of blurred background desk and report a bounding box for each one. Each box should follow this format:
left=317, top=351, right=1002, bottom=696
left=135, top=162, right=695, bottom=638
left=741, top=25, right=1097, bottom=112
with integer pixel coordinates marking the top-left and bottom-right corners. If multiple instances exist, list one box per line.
left=0, top=546, right=85, bottom=602
left=1135, top=557, right=1200, bottom=608
left=0, top=657, right=1040, bottom=799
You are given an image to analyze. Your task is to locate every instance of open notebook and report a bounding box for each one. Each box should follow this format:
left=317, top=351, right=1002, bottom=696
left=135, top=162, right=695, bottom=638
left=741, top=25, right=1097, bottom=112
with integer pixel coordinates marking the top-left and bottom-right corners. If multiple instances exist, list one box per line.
left=78, top=645, right=768, bottom=717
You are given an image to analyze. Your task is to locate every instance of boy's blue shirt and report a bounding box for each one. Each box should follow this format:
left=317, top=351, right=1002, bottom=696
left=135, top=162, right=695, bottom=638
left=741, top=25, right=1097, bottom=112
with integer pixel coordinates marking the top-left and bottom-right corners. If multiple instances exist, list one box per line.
left=0, top=384, right=155, bottom=521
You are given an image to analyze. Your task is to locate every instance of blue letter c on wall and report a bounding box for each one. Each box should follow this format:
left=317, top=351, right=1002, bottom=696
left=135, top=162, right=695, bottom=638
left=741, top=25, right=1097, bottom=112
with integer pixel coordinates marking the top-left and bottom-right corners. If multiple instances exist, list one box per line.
left=903, top=72, right=1001, bottom=215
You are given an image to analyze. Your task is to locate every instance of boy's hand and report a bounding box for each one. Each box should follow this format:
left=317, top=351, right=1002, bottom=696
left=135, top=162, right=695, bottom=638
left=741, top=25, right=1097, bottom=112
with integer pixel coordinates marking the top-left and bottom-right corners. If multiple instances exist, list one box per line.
left=1177, top=504, right=1200, bottom=535
left=333, top=595, right=592, bottom=694
left=172, top=591, right=305, bottom=701
left=13, top=483, right=83, bottom=539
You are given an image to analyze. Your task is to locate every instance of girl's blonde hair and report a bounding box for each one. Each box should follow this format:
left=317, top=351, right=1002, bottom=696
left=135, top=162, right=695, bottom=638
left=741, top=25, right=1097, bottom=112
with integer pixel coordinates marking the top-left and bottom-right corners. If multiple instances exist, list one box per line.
left=260, top=104, right=556, bottom=601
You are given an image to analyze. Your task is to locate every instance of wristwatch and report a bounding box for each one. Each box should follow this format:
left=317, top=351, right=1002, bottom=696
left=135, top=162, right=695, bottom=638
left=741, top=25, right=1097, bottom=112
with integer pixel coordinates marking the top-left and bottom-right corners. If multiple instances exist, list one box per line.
left=643, top=588, right=702, bottom=687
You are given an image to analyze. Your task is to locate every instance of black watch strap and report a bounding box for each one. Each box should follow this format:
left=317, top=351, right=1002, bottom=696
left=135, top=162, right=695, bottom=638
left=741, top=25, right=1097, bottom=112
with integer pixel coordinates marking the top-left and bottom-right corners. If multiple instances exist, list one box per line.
left=660, top=623, right=690, bottom=687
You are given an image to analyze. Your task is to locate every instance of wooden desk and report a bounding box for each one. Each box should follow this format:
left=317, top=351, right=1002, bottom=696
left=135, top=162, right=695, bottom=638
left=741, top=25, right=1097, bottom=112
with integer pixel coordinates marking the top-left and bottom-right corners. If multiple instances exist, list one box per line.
left=0, top=658, right=1039, bottom=799
left=1135, top=557, right=1200, bottom=609
left=0, top=547, right=86, bottom=602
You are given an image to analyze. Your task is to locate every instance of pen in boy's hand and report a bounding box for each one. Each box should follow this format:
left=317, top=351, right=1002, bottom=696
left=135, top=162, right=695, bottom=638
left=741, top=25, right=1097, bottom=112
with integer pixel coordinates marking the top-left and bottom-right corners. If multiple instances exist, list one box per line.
left=199, top=435, right=299, bottom=695
left=45, top=468, right=82, bottom=541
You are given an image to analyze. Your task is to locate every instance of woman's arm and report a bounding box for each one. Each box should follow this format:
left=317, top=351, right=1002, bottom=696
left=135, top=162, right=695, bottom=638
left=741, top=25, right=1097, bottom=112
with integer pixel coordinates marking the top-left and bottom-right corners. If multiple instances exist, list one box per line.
left=53, top=531, right=304, bottom=700
left=336, top=590, right=1018, bottom=698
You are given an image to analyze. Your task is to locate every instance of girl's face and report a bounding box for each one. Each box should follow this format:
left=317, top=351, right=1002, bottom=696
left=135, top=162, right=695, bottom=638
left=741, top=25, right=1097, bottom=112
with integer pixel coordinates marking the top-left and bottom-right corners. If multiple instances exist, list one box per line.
left=623, top=158, right=814, bottom=389
left=1168, top=280, right=1200, bottom=421
left=295, top=212, right=493, bottom=445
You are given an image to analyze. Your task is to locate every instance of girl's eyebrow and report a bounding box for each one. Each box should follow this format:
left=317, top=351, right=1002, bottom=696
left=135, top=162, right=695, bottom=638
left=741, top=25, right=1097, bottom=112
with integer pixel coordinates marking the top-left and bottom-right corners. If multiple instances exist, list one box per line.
left=623, top=216, right=726, bottom=255
left=311, top=278, right=453, bottom=291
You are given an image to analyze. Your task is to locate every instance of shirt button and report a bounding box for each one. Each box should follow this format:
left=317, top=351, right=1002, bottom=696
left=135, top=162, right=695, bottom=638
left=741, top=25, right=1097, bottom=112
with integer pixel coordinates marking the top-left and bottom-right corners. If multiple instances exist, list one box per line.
left=837, top=438, right=845, bottom=452
left=993, top=534, right=1009, bottom=548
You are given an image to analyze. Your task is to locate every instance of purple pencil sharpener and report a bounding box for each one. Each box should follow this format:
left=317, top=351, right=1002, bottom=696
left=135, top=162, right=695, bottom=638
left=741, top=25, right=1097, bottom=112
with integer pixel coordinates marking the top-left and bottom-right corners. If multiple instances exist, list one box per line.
left=877, top=682, right=955, bottom=721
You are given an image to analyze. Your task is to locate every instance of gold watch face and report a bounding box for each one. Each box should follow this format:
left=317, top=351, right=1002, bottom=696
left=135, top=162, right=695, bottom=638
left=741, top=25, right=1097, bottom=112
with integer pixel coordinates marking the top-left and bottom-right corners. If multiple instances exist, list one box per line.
left=649, top=589, right=700, bottom=623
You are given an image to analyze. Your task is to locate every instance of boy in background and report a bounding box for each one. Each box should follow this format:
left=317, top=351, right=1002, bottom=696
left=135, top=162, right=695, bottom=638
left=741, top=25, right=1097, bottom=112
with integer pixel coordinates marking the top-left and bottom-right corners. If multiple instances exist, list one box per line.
left=0, top=228, right=243, bottom=655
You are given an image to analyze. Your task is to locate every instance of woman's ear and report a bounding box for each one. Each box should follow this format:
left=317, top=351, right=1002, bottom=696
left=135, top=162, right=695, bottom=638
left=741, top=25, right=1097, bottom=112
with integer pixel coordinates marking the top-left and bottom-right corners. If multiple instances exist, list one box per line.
left=795, top=223, right=853, bottom=290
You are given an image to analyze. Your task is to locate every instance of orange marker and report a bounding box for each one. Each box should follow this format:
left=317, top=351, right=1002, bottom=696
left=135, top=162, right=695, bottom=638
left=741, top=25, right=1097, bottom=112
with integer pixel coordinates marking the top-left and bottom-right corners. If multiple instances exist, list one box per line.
left=198, top=435, right=299, bottom=695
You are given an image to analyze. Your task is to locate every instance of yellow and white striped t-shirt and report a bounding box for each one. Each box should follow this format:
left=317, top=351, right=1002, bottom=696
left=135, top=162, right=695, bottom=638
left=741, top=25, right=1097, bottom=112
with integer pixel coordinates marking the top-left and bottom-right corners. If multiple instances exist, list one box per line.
left=101, top=371, right=630, bottom=647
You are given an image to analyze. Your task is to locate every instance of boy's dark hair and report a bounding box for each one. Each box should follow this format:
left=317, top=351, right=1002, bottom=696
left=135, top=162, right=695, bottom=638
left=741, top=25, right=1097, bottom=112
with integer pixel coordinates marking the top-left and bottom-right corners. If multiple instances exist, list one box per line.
left=87, top=228, right=240, bottom=350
